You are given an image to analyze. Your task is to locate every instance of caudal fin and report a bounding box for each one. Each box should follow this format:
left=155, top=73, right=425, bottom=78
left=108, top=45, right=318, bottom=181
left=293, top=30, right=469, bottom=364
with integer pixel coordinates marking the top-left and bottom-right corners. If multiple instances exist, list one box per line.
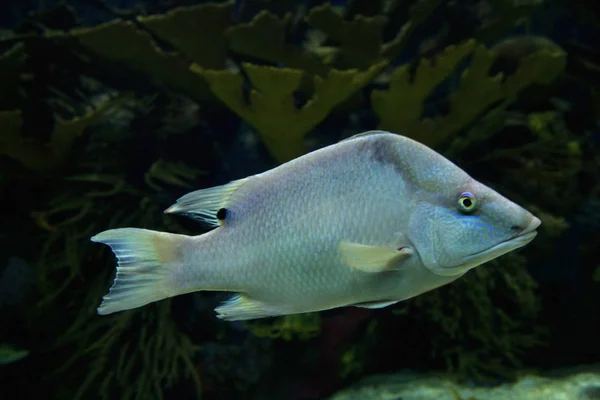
left=91, top=228, right=188, bottom=315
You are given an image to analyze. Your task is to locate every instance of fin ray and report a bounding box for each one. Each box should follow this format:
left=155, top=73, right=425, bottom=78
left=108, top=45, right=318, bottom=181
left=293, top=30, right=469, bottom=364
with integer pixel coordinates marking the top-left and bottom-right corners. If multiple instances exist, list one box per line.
left=353, top=300, right=399, bottom=309
left=92, top=228, right=187, bottom=315
left=215, top=294, right=282, bottom=321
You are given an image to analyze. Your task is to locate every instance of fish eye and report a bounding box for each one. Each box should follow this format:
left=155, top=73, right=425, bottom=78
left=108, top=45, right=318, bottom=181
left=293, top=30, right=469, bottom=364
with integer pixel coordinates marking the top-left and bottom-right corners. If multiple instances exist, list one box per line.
left=458, top=192, right=477, bottom=212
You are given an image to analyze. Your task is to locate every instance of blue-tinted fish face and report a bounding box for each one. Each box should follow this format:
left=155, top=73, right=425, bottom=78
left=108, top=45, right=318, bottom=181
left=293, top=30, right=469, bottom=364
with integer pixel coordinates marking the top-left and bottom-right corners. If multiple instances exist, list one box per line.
left=408, top=179, right=541, bottom=277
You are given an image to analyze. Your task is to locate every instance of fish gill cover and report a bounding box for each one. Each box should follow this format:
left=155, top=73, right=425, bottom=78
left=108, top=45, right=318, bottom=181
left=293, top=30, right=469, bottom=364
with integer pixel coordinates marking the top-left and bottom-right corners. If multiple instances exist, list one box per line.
left=0, top=0, right=599, bottom=399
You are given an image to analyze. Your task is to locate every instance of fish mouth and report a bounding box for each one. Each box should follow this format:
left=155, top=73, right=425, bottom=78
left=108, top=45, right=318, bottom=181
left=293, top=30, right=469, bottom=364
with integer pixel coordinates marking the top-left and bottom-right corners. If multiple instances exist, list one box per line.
left=497, top=216, right=541, bottom=249
left=446, top=216, right=541, bottom=274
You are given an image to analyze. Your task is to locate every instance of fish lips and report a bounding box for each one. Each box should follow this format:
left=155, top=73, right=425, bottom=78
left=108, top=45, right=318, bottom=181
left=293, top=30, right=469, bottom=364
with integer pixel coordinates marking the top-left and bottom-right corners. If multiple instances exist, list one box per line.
left=442, top=216, right=541, bottom=275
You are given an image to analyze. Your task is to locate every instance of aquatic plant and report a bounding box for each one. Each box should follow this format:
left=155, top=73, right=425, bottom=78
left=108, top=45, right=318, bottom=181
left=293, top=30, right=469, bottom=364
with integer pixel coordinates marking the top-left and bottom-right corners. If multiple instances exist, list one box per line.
left=450, top=386, right=477, bottom=400
left=410, top=252, right=546, bottom=378
left=30, top=130, right=207, bottom=400
left=0, top=98, right=124, bottom=173
left=244, top=313, right=322, bottom=341
left=0, top=66, right=210, bottom=398
left=0, top=43, right=25, bottom=110
left=0, top=0, right=594, bottom=398
left=0, top=343, right=29, bottom=365
left=372, top=39, right=566, bottom=148
left=194, top=62, right=386, bottom=163
left=337, top=319, right=379, bottom=378
left=2, top=0, right=560, bottom=164
left=57, top=302, right=201, bottom=400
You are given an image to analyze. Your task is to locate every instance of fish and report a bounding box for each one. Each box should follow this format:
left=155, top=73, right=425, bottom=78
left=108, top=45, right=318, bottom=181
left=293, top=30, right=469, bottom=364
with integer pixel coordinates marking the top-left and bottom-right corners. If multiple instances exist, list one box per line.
left=91, top=130, right=541, bottom=321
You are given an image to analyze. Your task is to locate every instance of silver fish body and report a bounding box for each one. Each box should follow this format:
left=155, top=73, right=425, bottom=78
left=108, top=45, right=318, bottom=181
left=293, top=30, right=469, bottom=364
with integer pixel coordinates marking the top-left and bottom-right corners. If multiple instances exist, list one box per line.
left=91, top=131, right=541, bottom=321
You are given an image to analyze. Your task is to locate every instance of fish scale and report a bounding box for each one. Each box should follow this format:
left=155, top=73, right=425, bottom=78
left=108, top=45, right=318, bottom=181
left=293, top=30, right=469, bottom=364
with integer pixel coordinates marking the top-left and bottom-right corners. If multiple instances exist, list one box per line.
left=91, top=131, right=541, bottom=321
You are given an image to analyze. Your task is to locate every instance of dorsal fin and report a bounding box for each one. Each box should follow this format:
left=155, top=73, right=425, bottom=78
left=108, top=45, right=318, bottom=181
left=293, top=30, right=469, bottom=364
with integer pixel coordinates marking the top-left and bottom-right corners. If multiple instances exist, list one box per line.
left=339, top=130, right=390, bottom=142
left=164, top=177, right=250, bottom=227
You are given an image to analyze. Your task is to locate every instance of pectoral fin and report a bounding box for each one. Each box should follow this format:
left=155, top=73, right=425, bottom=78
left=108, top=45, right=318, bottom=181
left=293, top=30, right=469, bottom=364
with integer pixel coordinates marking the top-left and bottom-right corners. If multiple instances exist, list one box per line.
left=339, top=241, right=413, bottom=273
left=353, top=300, right=399, bottom=309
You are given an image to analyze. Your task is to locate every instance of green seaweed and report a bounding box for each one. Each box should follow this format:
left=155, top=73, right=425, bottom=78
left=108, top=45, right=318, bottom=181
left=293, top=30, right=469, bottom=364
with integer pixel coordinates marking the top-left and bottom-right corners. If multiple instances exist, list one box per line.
left=338, top=320, right=379, bottom=378
left=381, top=0, right=442, bottom=60
left=33, top=171, right=203, bottom=400
left=472, top=111, right=581, bottom=213
left=306, top=3, right=388, bottom=69
left=450, top=386, right=477, bottom=400
left=0, top=343, right=29, bottom=365
left=305, top=0, right=441, bottom=69
left=63, top=20, right=213, bottom=103
left=226, top=10, right=330, bottom=76
left=225, top=0, right=440, bottom=72
left=138, top=2, right=234, bottom=69
left=244, top=313, right=322, bottom=341
left=193, top=61, right=387, bottom=163
left=0, top=96, right=123, bottom=173
left=65, top=303, right=201, bottom=400
left=0, top=1, right=590, bottom=397
left=410, top=252, right=546, bottom=378
left=345, top=0, right=384, bottom=18
left=0, top=43, right=25, bottom=110
left=19, top=94, right=208, bottom=398
left=372, top=39, right=477, bottom=145
left=475, top=0, right=542, bottom=44
left=373, top=39, right=566, bottom=148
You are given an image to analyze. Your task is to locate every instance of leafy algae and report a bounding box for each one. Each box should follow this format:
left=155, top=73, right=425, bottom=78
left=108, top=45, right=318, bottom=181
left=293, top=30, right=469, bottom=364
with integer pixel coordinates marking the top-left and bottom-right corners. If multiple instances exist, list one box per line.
left=0, top=0, right=594, bottom=399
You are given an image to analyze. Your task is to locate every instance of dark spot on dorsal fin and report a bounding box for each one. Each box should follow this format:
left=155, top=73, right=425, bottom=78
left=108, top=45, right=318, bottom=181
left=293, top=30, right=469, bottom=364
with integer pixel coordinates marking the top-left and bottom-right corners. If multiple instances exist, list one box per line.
left=216, top=208, right=228, bottom=220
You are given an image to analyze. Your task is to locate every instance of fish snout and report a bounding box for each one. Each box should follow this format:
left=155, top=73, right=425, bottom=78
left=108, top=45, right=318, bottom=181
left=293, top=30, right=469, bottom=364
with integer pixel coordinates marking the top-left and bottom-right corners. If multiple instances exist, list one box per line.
left=514, top=215, right=541, bottom=234
left=508, top=214, right=541, bottom=243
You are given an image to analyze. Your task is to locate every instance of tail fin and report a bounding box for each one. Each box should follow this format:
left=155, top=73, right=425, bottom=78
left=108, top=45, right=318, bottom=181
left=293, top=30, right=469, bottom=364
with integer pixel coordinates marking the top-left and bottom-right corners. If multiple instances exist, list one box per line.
left=91, top=228, right=188, bottom=315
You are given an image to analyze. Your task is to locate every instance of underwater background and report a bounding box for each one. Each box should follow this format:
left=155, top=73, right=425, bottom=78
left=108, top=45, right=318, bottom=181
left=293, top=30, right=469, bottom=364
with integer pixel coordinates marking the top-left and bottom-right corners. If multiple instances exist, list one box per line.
left=1, top=0, right=599, bottom=399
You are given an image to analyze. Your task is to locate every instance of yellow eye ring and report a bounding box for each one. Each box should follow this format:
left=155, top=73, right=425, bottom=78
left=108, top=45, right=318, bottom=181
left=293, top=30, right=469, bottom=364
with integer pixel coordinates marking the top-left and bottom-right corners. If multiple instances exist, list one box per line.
left=458, top=192, right=477, bottom=212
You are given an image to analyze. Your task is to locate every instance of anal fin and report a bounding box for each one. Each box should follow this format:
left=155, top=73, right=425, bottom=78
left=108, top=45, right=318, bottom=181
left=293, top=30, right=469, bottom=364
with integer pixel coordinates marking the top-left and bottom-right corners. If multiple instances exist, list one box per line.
left=215, top=294, right=282, bottom=321
left=352, top=300, right=399, bottom=309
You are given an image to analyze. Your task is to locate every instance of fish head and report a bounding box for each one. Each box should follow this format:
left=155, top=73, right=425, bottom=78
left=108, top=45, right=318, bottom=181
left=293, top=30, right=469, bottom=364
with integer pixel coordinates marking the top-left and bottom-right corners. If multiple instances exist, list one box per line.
left=405, top=161, right=540, bottom=277
left=345, top=131, right=540, bottom=277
